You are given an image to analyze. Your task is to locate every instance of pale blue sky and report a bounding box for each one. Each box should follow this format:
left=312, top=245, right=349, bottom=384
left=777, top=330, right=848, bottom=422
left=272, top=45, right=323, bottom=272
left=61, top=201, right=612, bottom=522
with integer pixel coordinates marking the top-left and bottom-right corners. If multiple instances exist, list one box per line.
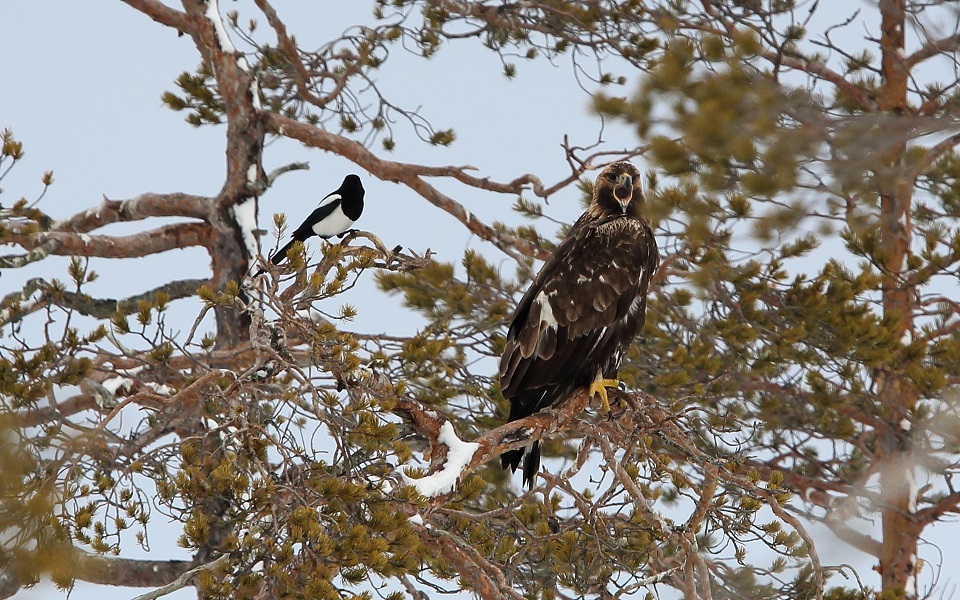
left=3, top=1, right=957, bottom=598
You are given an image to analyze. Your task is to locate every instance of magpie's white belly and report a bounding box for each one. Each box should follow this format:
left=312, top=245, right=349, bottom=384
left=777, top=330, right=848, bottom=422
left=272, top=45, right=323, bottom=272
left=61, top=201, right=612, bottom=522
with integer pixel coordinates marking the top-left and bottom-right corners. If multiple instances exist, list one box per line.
left=312, top=205, right=354, bottom=237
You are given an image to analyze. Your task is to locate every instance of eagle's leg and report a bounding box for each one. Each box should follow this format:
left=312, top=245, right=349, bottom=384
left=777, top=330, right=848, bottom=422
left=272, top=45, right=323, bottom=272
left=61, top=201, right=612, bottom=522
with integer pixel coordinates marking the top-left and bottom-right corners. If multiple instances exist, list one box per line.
left=588, top=373, right=620, bottom=413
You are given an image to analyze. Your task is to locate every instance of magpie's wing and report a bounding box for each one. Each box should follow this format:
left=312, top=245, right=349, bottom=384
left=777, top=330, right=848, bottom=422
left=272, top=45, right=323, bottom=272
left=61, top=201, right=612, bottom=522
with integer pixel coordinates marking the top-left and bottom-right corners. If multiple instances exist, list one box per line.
left=291, top=195, right=342, bottom=240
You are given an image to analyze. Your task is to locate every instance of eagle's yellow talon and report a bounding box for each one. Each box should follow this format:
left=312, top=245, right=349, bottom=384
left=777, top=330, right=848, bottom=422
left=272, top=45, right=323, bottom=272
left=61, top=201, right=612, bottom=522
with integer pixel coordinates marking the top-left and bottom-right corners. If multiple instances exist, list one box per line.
left=589, top=376, right=620, bottom=413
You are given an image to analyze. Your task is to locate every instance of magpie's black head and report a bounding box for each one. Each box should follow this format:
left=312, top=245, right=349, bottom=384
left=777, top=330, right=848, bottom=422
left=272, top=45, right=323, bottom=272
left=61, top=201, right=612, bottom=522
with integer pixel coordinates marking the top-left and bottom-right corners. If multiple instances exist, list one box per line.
left=341, top=174, right=364, bottom=198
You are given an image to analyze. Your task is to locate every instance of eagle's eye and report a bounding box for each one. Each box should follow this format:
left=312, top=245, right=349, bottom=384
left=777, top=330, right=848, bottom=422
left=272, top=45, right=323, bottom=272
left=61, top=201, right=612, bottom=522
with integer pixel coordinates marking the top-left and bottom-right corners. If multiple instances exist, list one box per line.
left=605, top=173, right=618, bottom=181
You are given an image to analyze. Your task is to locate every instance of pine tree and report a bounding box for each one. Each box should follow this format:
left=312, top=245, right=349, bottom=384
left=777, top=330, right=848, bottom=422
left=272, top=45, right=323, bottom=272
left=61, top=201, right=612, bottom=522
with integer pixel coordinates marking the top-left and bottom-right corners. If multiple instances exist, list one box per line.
left=3, top=2, right=960, bottom=599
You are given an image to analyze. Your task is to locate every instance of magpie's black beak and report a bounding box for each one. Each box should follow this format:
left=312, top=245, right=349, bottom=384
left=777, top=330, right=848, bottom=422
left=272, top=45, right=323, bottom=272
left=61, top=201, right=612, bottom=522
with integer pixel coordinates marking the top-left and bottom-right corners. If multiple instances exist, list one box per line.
left=614, top=173, right=633, bottom=213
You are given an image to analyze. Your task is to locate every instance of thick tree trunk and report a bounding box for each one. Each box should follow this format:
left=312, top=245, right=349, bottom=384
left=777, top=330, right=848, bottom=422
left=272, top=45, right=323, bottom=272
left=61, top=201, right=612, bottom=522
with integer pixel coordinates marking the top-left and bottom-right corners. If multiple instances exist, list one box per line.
left=876, top=0, right=920, bottom=596
left=179, top=0, right=265, bottom=349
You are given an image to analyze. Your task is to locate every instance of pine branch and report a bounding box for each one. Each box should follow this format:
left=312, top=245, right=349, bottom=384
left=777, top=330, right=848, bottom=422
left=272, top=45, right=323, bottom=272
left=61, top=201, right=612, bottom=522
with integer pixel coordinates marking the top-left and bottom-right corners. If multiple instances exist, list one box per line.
left=415, top=527, right=524, bottom=600
left=0, top=277, right=207, bottom=325
left=0, top=551, right=198, bottom=600
left=121, top=0, right=195, bottom=35
left=130, top=554, right=229, bottom=600
left=52, top=192, right=211, bottom=233
left=914, top=491, right=960, bottom=526
left=906, top=31, right=960, bottom=68
left=2, top=223, right=210, bottom=259
left=0, top=239, right=59, bottom=269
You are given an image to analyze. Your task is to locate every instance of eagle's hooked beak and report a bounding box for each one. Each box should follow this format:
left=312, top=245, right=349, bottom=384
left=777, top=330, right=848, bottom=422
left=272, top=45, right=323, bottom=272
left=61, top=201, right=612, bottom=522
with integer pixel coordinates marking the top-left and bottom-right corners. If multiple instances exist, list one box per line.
left=614, top=173, right=633, bottom=213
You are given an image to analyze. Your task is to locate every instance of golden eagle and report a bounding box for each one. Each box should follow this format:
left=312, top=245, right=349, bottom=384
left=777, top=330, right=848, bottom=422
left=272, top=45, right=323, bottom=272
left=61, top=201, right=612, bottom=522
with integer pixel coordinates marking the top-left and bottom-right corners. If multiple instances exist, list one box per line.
left=499, top=162, right=659, bottom=487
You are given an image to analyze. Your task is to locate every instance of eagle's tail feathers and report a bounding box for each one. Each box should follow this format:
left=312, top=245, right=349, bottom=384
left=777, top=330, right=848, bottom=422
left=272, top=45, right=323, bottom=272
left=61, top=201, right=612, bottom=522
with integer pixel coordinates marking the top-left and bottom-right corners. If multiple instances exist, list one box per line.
left=500, top=442, right=542, bottom=490
left=521, top=441, right=541, bottom=489
left=501, top=447, right=523, bottom=472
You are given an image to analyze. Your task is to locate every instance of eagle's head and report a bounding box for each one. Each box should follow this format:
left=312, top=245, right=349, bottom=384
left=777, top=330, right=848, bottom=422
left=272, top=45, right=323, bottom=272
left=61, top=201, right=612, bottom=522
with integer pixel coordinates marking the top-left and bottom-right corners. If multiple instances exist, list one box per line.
left=589, top=161, right=643, bottom=220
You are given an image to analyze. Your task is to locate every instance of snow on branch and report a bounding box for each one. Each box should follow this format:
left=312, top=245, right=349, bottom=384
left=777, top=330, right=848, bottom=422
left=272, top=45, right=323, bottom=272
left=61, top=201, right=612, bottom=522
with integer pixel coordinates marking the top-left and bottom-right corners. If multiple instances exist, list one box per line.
left=400, top=421, right=480, bottom=498
left=51, top=192, right=211, bottom=232
left=394, top=389, right=592, bottom=500
left=204, top=0, right=237, bottom=54
left=3, top=223, right=210, bottom=259
left=204, top=0, right=262, bottom=111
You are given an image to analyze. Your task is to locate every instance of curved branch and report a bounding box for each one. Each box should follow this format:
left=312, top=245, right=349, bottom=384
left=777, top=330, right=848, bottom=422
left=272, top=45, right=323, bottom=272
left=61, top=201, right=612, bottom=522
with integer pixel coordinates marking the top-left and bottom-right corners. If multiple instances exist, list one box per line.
left=131, top=554, right=229, bottom=600
left=5, top=223, right=210, bottom=259
left=914, top=491, right=960, bottom=526
left=415, top=526, right=524, bottom=600
left=0, top=239, right=59, bottom=269
left=252, top=0, right=360, bottom=109
left=78, top=553, right=198, bottom=588
left=0, top=277, right=207, bottom=325
left=695, top=0, right=874, bottom=111
left=266, top=113, right=550, bottom=262
left=121, top=0, right=196, bottom=34
left=52, top=192, right=212, bottom=233
left=906, top=31, right=960, bottom=69
left=64, top=277, right=206, bottom=318
left=0, top=550, right=197, bottom=600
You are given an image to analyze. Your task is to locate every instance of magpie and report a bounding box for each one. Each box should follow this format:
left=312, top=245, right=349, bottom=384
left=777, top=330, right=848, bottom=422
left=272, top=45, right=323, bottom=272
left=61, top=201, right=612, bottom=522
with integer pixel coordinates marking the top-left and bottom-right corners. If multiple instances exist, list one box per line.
left=268, top=174, right=364, bottom=267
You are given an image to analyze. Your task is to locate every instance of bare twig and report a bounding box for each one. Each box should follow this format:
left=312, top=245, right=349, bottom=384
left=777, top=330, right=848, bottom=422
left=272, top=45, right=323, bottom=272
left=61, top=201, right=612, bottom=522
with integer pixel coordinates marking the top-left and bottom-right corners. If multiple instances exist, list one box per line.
left=129, top=554, right=229, bottom=600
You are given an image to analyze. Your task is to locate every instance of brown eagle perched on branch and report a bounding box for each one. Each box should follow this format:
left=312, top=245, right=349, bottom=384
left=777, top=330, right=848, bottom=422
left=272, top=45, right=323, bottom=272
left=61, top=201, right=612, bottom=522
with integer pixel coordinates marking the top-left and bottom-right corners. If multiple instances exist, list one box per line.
left=499, top=161, right=660, bottom=487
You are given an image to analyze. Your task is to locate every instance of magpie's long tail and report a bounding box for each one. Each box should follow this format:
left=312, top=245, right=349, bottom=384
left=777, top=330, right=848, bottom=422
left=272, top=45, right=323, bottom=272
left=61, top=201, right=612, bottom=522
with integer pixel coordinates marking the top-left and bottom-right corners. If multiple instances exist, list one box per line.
left=270, top=239, right=298, bottom=265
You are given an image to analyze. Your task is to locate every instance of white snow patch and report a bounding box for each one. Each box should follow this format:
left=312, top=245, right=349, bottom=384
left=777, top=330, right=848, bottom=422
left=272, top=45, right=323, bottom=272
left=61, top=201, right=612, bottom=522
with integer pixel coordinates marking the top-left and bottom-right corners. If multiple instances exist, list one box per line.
left=100, top=363, right=172, bottom=397
left=144, top=382, right=173, bottom=395
left=100, top=365, right=146, bottom=394
left=101, top=376, right=134, bottom=395
left=101, top=367, right=172, bottom=397
left=247, top=164, right=258, bottom=184
left=899, top=418, right=911, bottom=432
left=901, top=328, right=913, bottom=345
left=232, top=198, right=259, bottom=263
left=249, top=79, right=262, bottom=110
left=906, top=553, right=918, bottom=596
left=399, top=421, right=479, bottom=498
left=408, top=514, right=423, bottom=525
left=205, top=0, right=261, bottom=110
left=205, top=0, right=236, bottom=53
left=79, top=233, right=92, bottom=244
left=905, top=466, right=918, bottom=513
